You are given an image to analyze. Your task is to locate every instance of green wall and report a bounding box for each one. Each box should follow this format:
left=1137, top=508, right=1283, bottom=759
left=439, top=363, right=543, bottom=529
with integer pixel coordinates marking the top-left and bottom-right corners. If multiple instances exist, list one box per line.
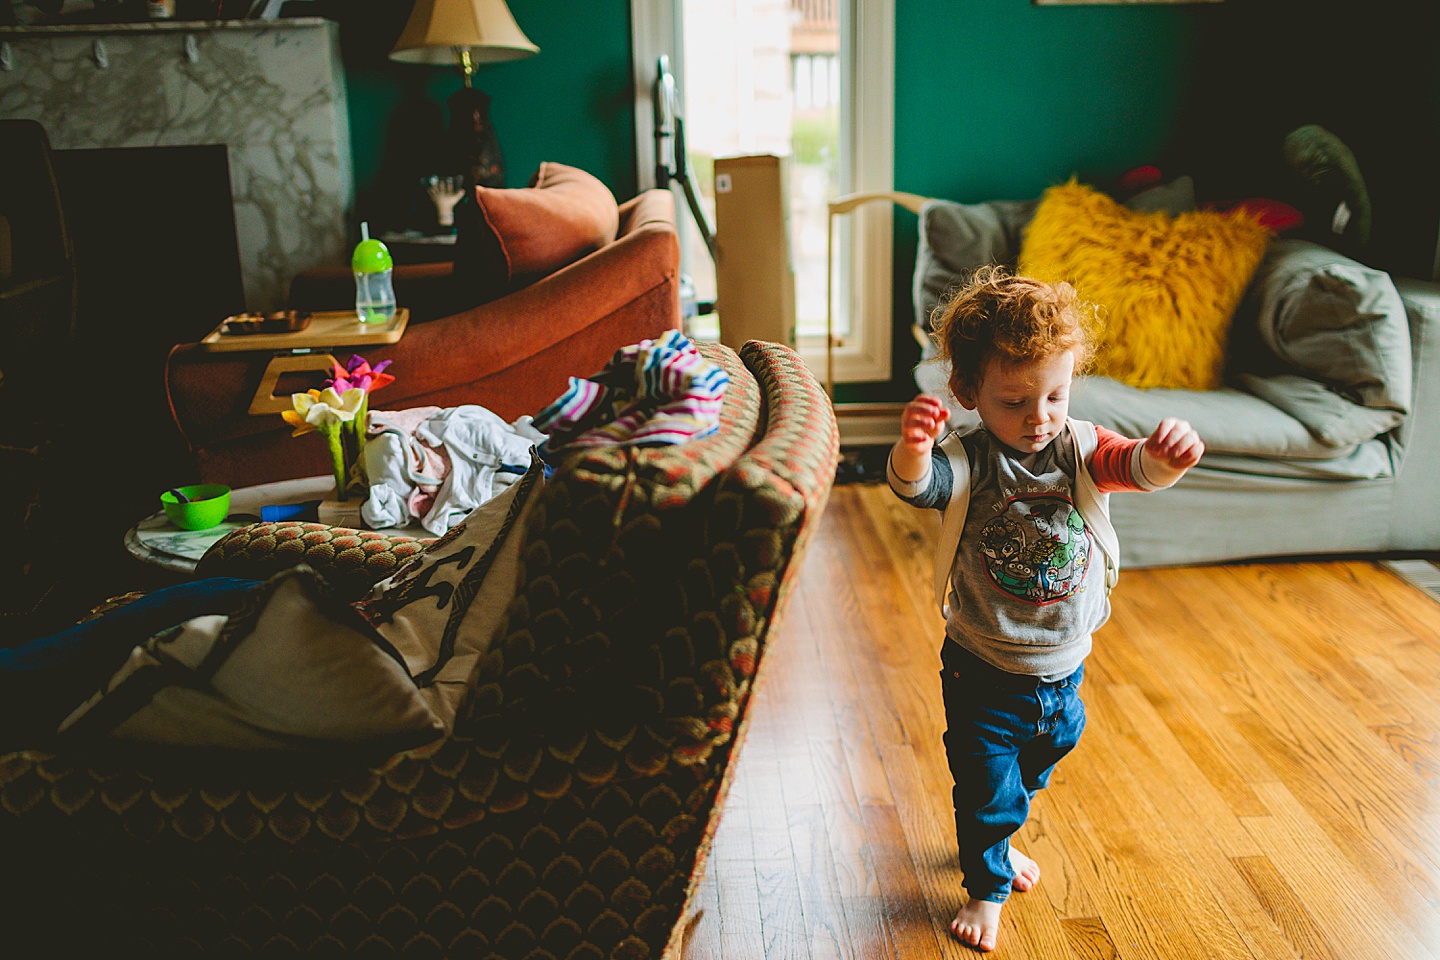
left=339, top=0, right=637, bottom=230
left=841, top=0, right=1212, bottom=404
left=894, top=1, right=1206, bottom=207
left=337, top=2, right=1438, bottom=406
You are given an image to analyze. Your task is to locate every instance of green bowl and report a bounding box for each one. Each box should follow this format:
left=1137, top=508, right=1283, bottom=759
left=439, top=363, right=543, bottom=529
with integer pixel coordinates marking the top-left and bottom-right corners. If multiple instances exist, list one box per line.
left=161, top=484, right=232, bottom=531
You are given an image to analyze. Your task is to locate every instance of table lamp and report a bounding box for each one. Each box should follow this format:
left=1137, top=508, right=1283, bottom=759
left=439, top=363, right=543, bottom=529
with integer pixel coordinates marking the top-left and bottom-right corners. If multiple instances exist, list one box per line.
left=389, top=0, right=539, bottom=189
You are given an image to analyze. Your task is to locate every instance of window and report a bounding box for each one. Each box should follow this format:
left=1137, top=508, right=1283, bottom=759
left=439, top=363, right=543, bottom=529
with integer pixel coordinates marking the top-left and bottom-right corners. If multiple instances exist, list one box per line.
left=632, top=0, right=896, bottom=383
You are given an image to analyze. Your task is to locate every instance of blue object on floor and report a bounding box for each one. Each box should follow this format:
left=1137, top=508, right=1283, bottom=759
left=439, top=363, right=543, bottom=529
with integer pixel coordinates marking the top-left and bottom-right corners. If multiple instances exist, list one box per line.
left=0, top=577, right=262, bottom=748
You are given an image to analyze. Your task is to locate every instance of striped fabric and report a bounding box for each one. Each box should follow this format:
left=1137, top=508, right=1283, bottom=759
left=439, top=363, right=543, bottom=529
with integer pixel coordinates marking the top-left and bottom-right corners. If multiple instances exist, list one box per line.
left=533, top=330, right=728, bottom=449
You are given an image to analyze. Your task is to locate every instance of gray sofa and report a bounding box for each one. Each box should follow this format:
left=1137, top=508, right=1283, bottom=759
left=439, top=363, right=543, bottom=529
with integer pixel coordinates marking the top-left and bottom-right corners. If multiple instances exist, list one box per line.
left=912, top=196, right=1440, bottom=567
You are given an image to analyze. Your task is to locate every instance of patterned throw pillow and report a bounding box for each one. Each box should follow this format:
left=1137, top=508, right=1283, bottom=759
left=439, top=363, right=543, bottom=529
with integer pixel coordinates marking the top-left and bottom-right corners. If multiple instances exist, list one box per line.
left=56, top=569, right=445, bottom=752
left=356, top=455, right=545, bottom=729
left=1019, top=181, right=1271, bottom=391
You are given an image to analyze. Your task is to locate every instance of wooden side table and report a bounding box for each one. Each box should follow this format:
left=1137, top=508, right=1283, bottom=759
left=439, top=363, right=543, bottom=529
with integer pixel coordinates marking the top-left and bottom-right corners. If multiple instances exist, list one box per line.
left=195, top=308, right=410, bottom=415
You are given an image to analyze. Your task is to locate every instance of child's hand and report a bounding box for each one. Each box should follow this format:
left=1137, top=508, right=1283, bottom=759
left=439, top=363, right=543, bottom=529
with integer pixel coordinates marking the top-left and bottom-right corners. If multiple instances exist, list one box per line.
left=901, top=394, right=950, bottom=454
left=1144, top=418, right=1204, bottom=476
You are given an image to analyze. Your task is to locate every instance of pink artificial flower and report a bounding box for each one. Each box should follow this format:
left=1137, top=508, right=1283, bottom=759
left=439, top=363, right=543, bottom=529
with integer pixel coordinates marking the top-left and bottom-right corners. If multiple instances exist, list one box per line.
left=326, top=355, right=395, bottom=394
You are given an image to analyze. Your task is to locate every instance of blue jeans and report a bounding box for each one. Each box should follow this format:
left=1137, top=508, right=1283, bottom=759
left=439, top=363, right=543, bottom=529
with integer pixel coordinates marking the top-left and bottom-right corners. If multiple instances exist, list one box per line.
left=939, top=639, right=1086, bottom=903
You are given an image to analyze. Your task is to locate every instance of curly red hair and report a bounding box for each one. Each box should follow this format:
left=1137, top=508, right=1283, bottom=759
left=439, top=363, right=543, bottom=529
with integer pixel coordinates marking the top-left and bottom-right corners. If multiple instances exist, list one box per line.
left=930, top=264, right=1098, bottom=396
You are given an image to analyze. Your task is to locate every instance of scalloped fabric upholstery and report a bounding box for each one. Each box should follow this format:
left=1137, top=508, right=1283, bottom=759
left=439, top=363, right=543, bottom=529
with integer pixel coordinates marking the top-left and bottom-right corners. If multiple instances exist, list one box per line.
left=197, top=523, right=434, bottom=600
left=0, top=340, right=839, bottom=959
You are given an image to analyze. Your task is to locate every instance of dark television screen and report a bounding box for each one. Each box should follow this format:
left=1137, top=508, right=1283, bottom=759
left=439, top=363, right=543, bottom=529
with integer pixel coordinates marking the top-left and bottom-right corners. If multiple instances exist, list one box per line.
left=52, top=143, right=245, bottom=352
left=49, top=144, right=245, bottom=513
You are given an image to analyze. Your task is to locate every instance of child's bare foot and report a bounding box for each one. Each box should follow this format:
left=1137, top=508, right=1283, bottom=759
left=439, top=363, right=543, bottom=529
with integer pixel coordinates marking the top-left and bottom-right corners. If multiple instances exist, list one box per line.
left=950, top=898, right=1002, bottom=952
left=1010, top=847, right=1040, bottom=892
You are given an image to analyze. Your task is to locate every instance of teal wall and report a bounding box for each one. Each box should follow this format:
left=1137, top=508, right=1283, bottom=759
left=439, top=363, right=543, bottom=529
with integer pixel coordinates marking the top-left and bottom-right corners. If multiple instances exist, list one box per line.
left=340, top=0, right=637, bottom=228
left=893, top=1, right=1205, bottom=204
left=340, top=1, right=1206, bottom=401
left=336, top=2, right=1436, bottom=406
left=842, top=0, right=1213, bottom=404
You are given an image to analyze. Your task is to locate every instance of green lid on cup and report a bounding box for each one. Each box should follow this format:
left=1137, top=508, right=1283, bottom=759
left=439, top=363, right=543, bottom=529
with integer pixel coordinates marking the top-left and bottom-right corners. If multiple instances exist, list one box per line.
left=352, top=222, right=393, bottom=273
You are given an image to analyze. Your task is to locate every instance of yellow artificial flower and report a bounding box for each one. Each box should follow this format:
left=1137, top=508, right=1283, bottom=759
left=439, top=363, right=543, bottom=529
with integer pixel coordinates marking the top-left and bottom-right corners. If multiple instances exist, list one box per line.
left=282, top=389, right=323, bottom=436
left=282, top=387, right=364, bottom=437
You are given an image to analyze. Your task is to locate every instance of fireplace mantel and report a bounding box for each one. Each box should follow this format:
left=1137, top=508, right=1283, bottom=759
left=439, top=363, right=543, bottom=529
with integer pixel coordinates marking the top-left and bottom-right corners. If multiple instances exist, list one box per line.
left=0, top=17, right=352, bottom=312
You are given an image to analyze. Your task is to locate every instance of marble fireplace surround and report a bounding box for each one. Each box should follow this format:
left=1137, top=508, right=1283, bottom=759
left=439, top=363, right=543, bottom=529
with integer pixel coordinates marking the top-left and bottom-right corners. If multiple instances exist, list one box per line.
left=0, top=17, right=353, bottom=312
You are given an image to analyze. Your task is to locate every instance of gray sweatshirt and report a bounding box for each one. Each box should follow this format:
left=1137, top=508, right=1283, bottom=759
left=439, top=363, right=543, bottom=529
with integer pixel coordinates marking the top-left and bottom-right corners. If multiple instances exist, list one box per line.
left=890, top=427, right=1156, bottom=680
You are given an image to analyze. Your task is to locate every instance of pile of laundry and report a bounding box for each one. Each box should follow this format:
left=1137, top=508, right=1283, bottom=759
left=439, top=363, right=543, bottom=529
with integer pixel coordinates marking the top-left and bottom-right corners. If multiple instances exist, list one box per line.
left=532, top=329, right=728, bottom=451
left=361, top=406, right=545, bottom=535
left=361, top=332, right=727, bottom=534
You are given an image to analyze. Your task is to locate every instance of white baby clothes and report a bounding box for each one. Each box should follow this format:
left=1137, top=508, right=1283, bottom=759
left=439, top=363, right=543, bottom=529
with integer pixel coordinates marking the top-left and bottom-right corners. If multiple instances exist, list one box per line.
left=362, top=406, right=544, bottom=534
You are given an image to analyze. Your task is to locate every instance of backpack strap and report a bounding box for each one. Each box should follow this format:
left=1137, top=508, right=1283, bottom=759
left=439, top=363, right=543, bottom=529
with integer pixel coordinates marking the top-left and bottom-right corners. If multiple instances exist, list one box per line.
left=934, top=431, right=971, bottom=617
left=1066, top=418, right=1121, bottom=591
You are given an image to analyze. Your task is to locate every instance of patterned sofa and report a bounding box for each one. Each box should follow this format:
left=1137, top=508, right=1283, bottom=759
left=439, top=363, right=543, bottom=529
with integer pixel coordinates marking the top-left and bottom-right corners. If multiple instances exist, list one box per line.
left=0, top=340, right=838, bottom=959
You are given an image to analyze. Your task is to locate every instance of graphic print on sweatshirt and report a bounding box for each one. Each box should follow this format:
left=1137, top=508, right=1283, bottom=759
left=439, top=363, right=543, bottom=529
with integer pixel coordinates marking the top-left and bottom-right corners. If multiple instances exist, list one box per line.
left=977, top=494, right=1093, bottom=604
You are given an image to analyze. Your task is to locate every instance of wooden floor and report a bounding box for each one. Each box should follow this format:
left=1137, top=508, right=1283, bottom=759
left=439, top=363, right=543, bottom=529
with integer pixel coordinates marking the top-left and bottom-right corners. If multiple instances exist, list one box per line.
left=679, top=483, right=1440, bottom=959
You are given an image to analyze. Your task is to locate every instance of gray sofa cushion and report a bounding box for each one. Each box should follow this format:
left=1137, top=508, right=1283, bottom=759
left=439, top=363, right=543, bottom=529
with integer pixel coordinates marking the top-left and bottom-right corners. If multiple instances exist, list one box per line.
left=914, top=201, right=1412, bottom=461
left=1069, top=377, right=1342, bottom=460
left=1229, top=238, right=1411, bottom=448
left=913, top=198, right=1036, bottom=344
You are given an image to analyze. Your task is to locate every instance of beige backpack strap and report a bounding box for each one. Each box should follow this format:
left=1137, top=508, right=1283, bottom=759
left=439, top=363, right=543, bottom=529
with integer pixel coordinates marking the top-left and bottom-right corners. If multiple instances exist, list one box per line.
left=1066, top=418, right=1120, bottom=590
left=934, top=431, right=971, bottom=616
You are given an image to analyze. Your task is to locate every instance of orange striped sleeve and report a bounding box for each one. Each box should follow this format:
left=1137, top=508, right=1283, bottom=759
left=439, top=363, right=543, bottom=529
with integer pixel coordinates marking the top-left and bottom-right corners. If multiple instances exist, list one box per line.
left=1090, top=426, right=1151, bottom=493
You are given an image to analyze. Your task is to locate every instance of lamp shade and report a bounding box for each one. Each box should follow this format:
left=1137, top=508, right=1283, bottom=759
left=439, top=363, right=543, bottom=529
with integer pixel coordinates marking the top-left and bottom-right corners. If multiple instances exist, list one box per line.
left=390, top=0, right=539, bottom=65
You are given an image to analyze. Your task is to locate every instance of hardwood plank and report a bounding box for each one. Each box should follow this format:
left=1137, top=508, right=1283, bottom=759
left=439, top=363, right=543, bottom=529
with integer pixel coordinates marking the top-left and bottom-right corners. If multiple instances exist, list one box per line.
left=1060, top=916, right=1119, bottom=960
left=1231, top=855, right=1340, bottom=960
left=861, top=802, right=945, bottom=959
left=1103, top=683, right=1261, bottom=858
left=1356, top=653, right=1440, bottom=789
left=1231, top=708, right=1440, bottom=922
left=756, top=856, right=811, bottom=960
left=792, top=508, right=898, bottom=807
left=1015, top=785, right=1102, bottom=923
left=1082, top=687, right=1307, bottom=960
left=678, top=486, right=1440, bottom=959
left=788, top=803, right=856, bottom=960
left=711, top=859, right=766, bottom=958
left=1240, top=780, right=1440, bottom=960
left=1057, top=684, right=1256, bottom=960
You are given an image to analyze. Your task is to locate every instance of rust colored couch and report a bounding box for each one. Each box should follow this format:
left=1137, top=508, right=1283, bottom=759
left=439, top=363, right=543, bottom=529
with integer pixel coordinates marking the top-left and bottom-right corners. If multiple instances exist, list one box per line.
left=165, top=190, right=681, bottom=489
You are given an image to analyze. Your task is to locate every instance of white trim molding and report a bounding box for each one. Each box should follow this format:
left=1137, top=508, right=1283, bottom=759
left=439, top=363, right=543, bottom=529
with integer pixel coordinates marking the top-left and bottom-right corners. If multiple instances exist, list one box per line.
left=631, top=0, right=897, bottom=386
left=835, top=402, right=905, bottom=447
left=630, top=0, right=682, bottom=194
left=797, top=0, right=896, bottom=385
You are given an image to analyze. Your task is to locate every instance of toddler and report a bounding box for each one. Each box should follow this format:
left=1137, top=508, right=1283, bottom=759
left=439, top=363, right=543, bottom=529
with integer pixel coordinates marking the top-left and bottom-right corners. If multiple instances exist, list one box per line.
left=888, top=266, right=1203, bottom=952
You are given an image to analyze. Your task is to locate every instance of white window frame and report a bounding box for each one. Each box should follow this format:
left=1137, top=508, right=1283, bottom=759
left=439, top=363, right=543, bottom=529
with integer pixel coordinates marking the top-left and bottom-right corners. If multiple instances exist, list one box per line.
left=631, top=0, right=897, bottom=384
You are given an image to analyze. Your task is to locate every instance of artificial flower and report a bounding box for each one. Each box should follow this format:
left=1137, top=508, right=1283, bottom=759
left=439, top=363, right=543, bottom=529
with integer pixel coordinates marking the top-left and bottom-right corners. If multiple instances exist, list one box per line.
left=282, top=386, right=364, bottom=433
left=281, top=389, right=322, bottom=436
left=327, top=355, right=394, bottom=395
left=282, top=358, right=399, bottom=503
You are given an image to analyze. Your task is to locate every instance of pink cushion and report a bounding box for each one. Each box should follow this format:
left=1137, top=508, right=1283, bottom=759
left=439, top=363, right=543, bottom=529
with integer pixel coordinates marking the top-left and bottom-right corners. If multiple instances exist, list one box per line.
left=476, top=162, right=619, bottom=284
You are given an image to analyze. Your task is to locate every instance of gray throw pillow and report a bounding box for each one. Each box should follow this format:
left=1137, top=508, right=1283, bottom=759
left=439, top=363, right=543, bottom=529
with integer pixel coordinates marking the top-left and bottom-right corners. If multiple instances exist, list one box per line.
left=913, top=198, right=1038, bottom=356
left=1123, top=175, right=1197, bottom=216
left=1232, top=238, right=1411, bottom=447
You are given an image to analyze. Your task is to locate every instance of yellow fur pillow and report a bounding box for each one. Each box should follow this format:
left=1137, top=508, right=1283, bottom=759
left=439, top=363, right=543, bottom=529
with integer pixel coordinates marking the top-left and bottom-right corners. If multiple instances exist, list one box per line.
left=1018, top=181, right=1271, bottom=390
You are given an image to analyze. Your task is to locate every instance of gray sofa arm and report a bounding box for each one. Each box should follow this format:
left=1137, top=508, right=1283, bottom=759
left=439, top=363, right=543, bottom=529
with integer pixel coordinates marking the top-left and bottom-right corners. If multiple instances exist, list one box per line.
left=1391, top=278, right=1440, bottom=516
